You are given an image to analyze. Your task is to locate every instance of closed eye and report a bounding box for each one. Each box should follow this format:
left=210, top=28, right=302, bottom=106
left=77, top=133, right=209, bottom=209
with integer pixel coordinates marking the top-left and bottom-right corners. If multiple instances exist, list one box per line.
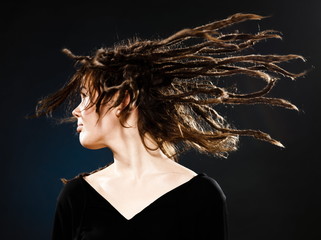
left=80, top=86, right=88, bottom=98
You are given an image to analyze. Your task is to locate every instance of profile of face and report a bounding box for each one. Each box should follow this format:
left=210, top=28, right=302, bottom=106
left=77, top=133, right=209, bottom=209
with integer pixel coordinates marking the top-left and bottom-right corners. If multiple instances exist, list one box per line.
left=72, top=84, right=122, bottom=150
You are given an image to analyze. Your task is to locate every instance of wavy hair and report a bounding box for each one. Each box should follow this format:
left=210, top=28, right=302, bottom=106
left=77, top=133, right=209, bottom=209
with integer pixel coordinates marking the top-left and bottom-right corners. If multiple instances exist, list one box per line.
left=26, top=13, right=307, bottom=162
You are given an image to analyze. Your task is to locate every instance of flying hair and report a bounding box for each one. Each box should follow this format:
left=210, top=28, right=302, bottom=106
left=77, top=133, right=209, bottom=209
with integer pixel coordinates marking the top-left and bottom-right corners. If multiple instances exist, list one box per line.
left=26, top=13, right=308, bottom=162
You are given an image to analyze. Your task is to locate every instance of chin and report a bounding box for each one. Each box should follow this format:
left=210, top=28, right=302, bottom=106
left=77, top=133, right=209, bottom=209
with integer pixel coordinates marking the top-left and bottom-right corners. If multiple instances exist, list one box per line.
left=79, top=136, right=105, bottom=150
left=80, top=142, right=105, bottom=150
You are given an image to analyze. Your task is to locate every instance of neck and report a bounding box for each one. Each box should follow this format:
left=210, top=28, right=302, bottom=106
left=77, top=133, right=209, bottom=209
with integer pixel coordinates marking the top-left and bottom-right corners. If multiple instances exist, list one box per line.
left=111, top=132, right=173, bottom=179
left=105, top=107, right=173, bottom=179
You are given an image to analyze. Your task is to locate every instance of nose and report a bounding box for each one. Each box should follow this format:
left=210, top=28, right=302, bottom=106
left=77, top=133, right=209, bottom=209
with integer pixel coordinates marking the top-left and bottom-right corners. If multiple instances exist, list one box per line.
left=72, top=105, right=81, bottom=118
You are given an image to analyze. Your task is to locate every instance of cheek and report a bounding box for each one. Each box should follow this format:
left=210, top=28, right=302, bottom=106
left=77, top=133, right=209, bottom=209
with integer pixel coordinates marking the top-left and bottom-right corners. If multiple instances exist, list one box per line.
left=80, top=98, right=98, bottom=117
left=79, top=110, right=118, bottom=148
left=82, top=107, right=96, bottom=116
left=82, top=105, right=118, bottom=131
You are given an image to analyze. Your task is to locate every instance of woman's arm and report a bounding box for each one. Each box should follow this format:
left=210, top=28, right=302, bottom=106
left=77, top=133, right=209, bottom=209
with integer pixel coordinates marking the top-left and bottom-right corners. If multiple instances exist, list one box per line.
left=196, top=177, right=229, bottom=240
left=51, top=178, right=85, bottom=240
left=51, top=187, right=73, bottom=240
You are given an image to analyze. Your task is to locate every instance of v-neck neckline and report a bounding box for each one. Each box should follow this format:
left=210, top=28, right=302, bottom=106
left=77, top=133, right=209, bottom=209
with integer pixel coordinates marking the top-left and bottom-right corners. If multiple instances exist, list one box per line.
left=80, top=172, right=205, bottom=221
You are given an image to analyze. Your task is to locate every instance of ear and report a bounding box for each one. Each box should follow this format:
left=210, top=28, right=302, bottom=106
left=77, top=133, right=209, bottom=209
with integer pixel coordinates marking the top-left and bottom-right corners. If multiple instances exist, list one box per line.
left=119, top=90, right=131, bottom=111
left=115, top=91, right=132, bottom=118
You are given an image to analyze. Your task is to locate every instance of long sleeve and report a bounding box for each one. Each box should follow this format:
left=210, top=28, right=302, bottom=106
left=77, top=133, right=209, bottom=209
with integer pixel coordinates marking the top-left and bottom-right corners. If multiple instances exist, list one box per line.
left=51, top=178, right=85, bottom=240
left=51, top=184, right=73, bottom=240
left=196, top=176, right=229, bottom=240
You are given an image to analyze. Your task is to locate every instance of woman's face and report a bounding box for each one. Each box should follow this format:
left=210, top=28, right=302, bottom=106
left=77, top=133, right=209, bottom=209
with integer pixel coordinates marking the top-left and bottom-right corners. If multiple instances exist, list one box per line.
left=72, top=84, right=121, bottom=150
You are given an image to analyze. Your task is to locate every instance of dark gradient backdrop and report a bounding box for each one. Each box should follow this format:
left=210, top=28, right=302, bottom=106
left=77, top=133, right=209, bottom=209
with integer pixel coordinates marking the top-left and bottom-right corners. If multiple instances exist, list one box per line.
left=2, top=1, right=320, bottom=240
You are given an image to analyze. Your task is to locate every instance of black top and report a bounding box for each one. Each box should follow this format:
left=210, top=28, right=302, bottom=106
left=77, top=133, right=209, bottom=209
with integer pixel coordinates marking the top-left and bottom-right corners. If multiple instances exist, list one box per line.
left=51, top=172, right=229, bottom=239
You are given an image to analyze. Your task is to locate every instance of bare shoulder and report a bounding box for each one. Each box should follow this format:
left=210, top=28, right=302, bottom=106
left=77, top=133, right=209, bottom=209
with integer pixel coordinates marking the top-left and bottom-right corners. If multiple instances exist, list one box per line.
left=83, top=160, right=197, bottom=187
left=82, top=165, right=113, bottom=185
left=172, top=163, right=197, bottom=177
left=160, top=160, right=198, bottom=184
left=83, top=170, right=106, bottom=187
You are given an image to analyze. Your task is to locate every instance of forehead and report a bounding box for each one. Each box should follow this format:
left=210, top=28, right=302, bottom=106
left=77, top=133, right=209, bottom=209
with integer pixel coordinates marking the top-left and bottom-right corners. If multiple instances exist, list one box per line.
left=79, top=76, right=99, bottom=99
left=79, top=75, right=91, bottom=90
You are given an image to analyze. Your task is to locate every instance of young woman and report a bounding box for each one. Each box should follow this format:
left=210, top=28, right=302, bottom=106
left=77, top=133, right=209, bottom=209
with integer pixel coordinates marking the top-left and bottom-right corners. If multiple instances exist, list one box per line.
left=28, top=13, right=306, bottom=239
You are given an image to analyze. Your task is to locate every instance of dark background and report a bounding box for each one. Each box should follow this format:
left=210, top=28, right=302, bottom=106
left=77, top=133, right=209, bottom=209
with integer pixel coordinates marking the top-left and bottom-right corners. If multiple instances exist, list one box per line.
left=2, top=1, right=320, bottom=239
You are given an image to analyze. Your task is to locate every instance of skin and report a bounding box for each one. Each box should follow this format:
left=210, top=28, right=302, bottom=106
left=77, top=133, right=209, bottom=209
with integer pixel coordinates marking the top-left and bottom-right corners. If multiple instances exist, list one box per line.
left=71, top=81, right=197, bottom=220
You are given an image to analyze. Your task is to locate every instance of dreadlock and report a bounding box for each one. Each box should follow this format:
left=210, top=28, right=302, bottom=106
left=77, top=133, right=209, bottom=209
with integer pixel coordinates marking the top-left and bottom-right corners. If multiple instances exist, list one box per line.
left=26, top=13, right=307, bottom=162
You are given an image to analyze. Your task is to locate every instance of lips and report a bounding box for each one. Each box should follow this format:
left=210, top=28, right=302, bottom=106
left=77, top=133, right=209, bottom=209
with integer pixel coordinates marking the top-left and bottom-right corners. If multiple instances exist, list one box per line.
left=77, top=124, right=83, bottom=132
